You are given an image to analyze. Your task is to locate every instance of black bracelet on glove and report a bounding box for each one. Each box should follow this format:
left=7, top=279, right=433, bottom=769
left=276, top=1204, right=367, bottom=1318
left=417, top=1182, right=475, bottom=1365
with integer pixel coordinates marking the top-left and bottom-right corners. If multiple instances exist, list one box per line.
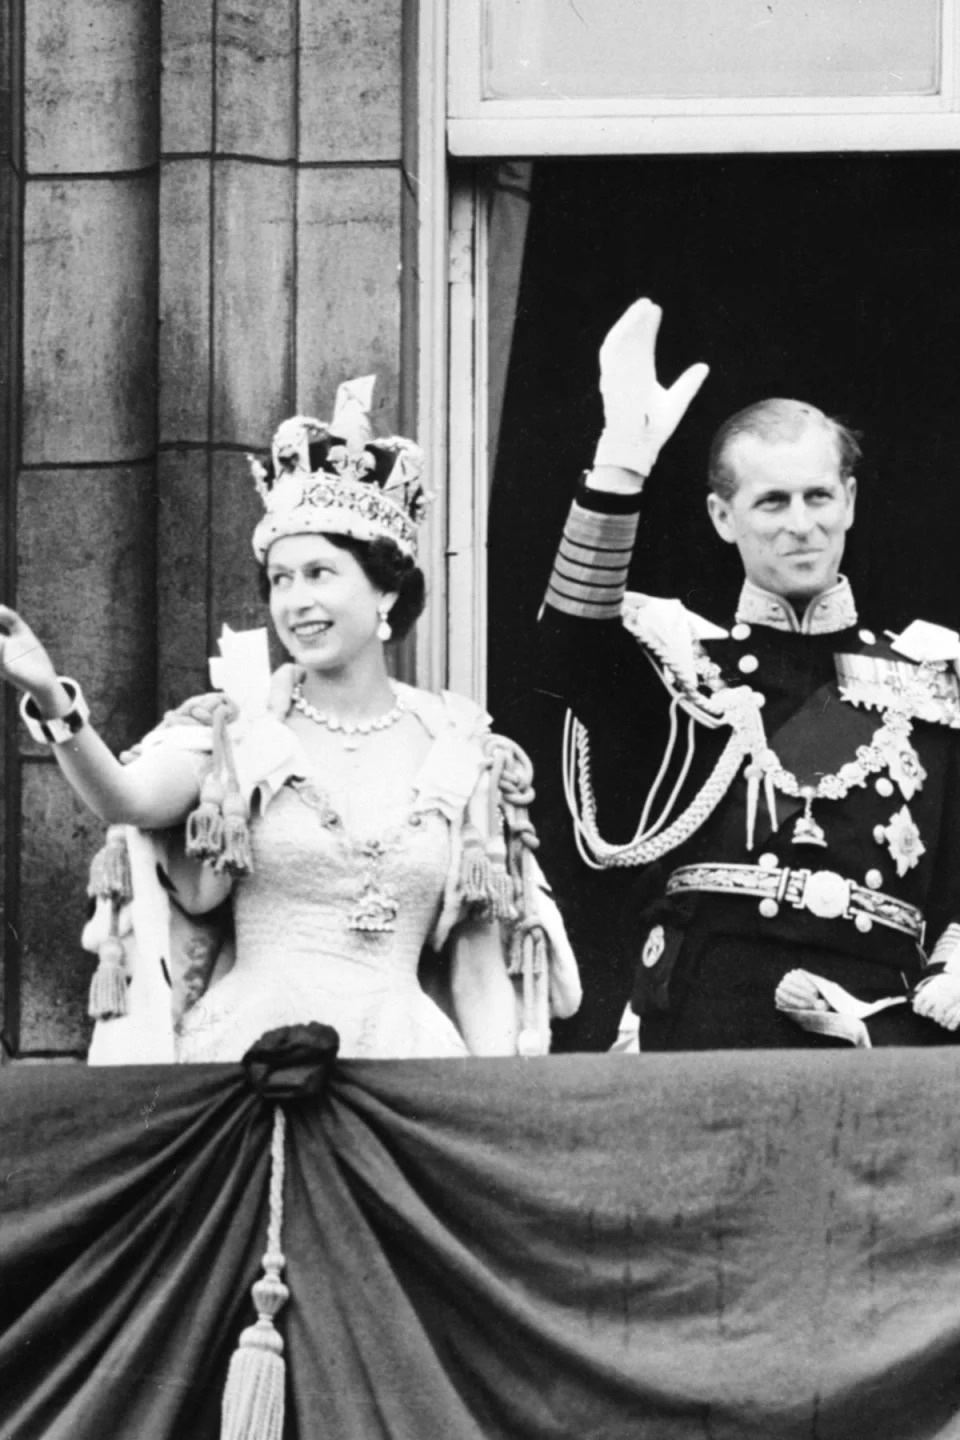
left=20, top=678, right=90, bottom=745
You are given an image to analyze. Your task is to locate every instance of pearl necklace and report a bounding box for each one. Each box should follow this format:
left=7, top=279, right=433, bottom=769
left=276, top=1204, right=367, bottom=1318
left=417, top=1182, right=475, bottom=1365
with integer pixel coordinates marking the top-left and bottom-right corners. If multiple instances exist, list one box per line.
left=292, top=683, right=405, bottom=752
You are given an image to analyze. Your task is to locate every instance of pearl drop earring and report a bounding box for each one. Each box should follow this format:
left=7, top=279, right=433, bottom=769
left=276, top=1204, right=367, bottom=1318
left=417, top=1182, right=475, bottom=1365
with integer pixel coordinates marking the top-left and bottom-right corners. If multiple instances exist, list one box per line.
left=376, top=604, right=393, bottom=642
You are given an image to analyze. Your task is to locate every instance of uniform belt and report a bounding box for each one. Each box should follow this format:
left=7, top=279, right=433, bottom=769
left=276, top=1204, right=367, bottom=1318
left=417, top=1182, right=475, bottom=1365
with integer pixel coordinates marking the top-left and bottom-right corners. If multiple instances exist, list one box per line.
left=666, top=862, right=925, bottom=942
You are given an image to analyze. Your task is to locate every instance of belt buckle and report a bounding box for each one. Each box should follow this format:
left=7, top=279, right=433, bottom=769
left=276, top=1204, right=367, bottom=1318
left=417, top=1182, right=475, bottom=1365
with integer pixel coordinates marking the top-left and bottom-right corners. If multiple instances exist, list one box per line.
left=799, top=869, right=851, bottom=921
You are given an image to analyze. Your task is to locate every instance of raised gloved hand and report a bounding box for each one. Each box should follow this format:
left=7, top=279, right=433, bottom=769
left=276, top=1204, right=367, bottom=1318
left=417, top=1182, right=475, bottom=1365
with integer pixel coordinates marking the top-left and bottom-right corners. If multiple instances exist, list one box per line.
left=593, top=298, right=709, bottom=484
left=912, top=971, right=960, bottom=1031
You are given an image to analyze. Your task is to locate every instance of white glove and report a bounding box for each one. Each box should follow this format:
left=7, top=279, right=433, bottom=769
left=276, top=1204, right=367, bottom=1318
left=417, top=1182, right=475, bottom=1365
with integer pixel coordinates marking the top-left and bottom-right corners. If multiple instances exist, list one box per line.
left=593, top=299, right=709, bottom=481
left=912, top=971, right=960, bottom=1031
left=774, top=969, right=831, bottom=1013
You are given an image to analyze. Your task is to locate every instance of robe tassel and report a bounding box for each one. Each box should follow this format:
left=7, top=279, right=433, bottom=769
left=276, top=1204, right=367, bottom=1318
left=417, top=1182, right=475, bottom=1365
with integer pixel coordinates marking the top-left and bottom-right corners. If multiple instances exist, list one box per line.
left=87, top=921, right=128, bottom=1020
left=459, top=823, right=491, bottom=908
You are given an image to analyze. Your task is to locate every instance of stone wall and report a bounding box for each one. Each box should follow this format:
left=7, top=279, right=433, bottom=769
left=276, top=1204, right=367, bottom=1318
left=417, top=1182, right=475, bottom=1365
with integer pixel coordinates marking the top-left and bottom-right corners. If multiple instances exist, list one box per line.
left=1, top=0, right=412, bottom=1057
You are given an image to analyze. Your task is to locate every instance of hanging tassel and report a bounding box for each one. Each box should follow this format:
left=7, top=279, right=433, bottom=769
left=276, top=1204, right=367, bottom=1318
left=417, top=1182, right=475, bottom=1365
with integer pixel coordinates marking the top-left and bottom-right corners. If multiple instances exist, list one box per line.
left=186, top=767, right=227, bottom=863
left=88, top=921, right=128, bottom=1020
left=484, top=833, right=517, bottom=921
left=744, top=761, right=760, bottom=852
left=186, top=703, right=233, bottom=866
left=764, top=769, right=779, bottom=834
left=481, top=747, right=517, bottom=921
left=508, top=842, right=551, bottom=1056
left=217, top=790, right=254, bottom=876
left=459, top=823, right=491, bottom=908
left=221, top=1108, right=288, bottom=1440
left=215, top=715, right=254, bottom=876
left=221, top=1271, right=287, bottom=1440
left=516, top=920, right=549, bottom=1056
left=87, top=825, right=132, bottom=903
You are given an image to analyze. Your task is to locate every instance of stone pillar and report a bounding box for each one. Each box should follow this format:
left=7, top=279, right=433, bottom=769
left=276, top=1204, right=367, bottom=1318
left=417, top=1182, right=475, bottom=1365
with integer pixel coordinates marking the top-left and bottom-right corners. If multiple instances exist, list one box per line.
left=1, top=0, right=412, bottom=1056
left=158, top=0, right=407, bottom=708
left=8, top=0, right=160, bottom=1055
left=0, top=0, right=23, bottom=1054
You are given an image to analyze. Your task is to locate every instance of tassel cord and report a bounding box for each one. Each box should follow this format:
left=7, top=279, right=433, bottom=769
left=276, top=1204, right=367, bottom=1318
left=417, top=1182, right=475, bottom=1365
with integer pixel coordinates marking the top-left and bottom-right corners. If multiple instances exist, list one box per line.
left=219, top=712, right=244, bottom=800
left=639, top=710, right=699, bottom=840
left=635, top=695, right=682, bottom=835
left=563, top=710, right=752, bottom=870
left=216, top=715, right=255, bottom=875
left=487, top=750, right=505, bottom=837
left=265, top=1105, right=286, bottom=1258
left=185, top=703, right=230, bottom=863
left=512, top=846, right=550, bottom=1055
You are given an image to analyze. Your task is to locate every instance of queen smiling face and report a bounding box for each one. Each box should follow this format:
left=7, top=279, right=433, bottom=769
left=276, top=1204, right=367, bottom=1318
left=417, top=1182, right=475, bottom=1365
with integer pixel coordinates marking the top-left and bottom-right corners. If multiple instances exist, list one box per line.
left=265, top=532, right=397, bottom=676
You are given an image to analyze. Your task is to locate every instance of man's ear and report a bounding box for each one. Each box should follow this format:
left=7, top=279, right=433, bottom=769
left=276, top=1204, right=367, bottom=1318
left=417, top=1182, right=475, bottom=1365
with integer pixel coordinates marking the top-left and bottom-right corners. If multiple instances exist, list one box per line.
left=843, top=475, right=857, bottom=531
left=707, top=492, right=737, bottom=545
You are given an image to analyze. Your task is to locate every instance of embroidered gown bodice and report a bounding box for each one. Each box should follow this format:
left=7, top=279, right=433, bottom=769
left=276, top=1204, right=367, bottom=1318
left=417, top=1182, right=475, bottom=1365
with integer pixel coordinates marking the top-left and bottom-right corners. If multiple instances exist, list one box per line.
left=176, top=757, right=470, bottom=1062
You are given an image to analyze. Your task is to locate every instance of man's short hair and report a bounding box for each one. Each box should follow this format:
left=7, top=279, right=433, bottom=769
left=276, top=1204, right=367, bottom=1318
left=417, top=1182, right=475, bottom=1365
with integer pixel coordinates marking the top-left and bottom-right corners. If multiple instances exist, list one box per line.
left=707, top=398, right=862, bottom=502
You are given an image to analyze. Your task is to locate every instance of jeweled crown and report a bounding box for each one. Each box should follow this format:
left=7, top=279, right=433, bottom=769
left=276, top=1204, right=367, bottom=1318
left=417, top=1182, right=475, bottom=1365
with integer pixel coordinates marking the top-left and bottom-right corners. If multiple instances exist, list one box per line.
left=249, top=377, right=428, bottom=560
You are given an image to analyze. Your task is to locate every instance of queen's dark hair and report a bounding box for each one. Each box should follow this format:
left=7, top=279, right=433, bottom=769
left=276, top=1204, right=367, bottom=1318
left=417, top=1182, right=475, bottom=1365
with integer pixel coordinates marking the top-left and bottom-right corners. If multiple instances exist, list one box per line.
left=708, top=399, right=862, bottom=502
left=258, top=532, right=426, bottom=640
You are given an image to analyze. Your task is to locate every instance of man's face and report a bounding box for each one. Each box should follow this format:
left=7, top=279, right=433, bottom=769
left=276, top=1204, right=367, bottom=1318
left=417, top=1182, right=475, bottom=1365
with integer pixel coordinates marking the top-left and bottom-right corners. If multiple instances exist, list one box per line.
left=706, top=424, right=857, bottom=604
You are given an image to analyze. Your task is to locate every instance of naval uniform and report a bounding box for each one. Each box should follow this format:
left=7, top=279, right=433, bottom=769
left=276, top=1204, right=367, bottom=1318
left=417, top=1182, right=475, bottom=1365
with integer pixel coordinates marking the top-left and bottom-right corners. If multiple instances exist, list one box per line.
left=534, top=479, right=960, bottom=1052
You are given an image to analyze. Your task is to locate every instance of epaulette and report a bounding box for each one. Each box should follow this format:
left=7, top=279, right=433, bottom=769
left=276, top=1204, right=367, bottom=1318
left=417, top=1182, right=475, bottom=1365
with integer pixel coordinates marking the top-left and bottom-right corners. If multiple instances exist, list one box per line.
left=621, top=593, right=729, bottom=716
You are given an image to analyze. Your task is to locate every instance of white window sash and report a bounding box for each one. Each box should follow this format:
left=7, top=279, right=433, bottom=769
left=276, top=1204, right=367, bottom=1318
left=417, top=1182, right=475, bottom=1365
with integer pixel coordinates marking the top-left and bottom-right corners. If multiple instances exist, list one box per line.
left=449, top=1, right=960, bottom=156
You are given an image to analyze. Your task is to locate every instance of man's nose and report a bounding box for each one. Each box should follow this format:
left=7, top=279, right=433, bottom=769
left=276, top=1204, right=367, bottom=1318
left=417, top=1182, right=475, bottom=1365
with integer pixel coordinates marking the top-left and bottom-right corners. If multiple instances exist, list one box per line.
left=785, top=496, right=814, bottom=534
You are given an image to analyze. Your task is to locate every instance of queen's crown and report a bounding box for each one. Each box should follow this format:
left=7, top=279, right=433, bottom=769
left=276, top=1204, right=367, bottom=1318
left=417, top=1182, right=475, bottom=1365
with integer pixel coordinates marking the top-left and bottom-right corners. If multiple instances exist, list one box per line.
left=249, top=377, right=427, bottom=560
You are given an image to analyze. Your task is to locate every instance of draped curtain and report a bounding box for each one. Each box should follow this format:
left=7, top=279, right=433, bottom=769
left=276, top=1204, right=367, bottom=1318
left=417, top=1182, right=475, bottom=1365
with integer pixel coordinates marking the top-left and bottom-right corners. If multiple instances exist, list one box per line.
left=3, top=1046, right=960, bottom=1439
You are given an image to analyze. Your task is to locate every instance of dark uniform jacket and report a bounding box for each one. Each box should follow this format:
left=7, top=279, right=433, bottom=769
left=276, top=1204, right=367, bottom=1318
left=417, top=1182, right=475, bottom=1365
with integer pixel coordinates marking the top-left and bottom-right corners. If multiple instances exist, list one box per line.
left=532, top=479, right=960, bottom=1052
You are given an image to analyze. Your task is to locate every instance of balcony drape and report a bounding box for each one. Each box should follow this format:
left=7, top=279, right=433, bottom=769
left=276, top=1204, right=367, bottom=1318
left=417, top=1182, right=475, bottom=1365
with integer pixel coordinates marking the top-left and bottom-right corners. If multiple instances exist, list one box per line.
left=3, top=1045, right=960, bottom=1439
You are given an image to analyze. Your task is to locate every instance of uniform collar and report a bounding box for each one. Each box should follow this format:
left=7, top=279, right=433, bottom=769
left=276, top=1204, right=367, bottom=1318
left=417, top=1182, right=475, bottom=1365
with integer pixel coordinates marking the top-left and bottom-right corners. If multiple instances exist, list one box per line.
left=735, top=576, right=858, bottom=635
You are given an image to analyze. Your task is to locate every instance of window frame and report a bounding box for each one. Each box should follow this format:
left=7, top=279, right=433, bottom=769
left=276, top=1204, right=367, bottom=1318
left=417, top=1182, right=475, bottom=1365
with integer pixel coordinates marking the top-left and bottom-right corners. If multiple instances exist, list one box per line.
left=448, top=1, right=960, bottom=156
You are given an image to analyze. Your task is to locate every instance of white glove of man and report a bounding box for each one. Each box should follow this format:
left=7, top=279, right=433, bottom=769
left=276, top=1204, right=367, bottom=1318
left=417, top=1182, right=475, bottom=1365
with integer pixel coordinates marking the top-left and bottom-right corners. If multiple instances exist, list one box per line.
left=912, top=971, right=960, bottom=1031
left=593, top=298, right=709, bottom=485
